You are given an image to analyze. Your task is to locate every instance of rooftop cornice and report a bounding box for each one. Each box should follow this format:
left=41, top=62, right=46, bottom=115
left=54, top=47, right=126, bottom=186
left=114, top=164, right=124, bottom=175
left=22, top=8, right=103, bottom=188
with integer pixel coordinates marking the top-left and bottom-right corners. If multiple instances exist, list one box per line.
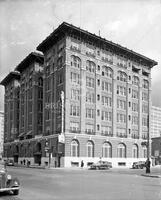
left=0, top=71, right=20, bottom=86
left=15, top=51, right=44, bottom=73
left=37, top=22, right=157, bottom=67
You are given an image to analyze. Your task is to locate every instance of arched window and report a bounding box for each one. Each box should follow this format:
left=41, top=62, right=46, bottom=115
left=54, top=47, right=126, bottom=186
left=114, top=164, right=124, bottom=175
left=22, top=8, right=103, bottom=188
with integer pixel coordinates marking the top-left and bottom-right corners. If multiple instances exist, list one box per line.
left=132, top=76, right=139, bottom=86
left=86, top=60, right=95, bottom=73
left=132, top=144, right=138, bottom=158
left=71, top=55, right=81, bottom=68
left=142, top=145, right=147, bottom=158
left=57, top=56, right=63, bottom=69
left=102, top=142, right=112, bottom=158
left=117, top=143, right=126, bottom=158
left=38, top=77, right=43, bottom=87
left=102, top=66, right=113, bottom=78
left=87, top=141, right=94, bottom=157
left=143, top=80, right=149, bottom=89
left=71, top=140, right=79, bottom=157
left=117, top=71, right=127, bottom=82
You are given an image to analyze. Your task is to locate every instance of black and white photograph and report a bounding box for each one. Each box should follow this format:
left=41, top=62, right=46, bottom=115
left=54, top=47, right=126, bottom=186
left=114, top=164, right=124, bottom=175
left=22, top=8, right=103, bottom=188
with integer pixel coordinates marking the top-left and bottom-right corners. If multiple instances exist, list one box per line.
left=0, top=0, right=161, bottom=199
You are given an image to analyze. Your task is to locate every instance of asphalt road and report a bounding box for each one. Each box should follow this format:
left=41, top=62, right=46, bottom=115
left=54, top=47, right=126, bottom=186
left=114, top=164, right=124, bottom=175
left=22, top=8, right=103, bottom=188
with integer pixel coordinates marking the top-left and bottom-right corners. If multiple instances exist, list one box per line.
left=0, top=167, right=161, bottom=200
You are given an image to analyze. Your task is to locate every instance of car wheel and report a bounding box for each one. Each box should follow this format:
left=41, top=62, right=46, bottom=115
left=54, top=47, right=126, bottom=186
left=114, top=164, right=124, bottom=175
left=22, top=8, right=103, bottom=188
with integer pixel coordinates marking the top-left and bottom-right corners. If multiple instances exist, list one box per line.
left=13, top=190, right=19, bottom=195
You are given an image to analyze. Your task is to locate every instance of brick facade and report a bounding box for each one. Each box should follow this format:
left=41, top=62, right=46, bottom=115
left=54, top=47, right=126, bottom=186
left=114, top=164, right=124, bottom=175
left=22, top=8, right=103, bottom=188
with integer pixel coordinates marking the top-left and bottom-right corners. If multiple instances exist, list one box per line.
left=0, top=22, right=157, bottom=168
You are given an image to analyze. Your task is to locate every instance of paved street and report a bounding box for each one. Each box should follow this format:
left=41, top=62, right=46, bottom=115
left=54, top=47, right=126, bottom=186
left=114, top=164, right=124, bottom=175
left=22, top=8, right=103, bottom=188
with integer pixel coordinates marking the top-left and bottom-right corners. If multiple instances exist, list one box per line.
left=0, top=167, right=161, bottom=200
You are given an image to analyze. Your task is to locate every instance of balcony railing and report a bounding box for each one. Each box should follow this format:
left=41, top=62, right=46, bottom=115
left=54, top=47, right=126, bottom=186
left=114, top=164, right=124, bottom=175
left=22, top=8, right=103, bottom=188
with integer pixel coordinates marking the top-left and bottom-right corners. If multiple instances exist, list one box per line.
left=101, top=57, right=113, bottom=64
left=70, top=45, right=81, bottom=53
left=70, top=130, right=81, bottom=134
left=117, top=63, right=127, bottom=68
left=85, top=130, right=95, bottom=135
left=116, top=133, right=128, bottom=138
left=101, top=133, right=113, bottom=137
left=142, top=135, right=148, bottom=140
left=86, top=52, right=96, bottom=58
left=131, top=134, right=139, bottom=139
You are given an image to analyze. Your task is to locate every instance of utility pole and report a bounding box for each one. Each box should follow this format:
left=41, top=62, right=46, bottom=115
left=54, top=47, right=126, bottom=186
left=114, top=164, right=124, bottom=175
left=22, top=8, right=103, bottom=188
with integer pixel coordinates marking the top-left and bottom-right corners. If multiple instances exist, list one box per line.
left=147, top=114, right=150, bottom=160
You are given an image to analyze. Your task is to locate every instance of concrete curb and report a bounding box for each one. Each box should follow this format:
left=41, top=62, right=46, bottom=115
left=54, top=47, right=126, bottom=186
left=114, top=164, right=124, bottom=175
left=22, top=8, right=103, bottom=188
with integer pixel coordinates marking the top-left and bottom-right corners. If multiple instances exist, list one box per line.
left=11, top=164, right=45, bottom=169
left=141, top=174, right=161, bottom=178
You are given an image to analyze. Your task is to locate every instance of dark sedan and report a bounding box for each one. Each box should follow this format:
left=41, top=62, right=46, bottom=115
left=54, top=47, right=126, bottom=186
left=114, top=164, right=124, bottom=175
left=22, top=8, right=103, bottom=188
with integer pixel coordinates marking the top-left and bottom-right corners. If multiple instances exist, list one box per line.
left=0, top=160, right=20, bottom=195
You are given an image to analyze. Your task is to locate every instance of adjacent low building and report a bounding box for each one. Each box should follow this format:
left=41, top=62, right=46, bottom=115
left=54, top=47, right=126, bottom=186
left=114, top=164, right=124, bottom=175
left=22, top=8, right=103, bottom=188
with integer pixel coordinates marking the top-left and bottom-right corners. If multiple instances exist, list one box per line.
left=151, top=137, right=161, bottom=165
left=0, top=111, right=4, bottom=158
left=151, top=106, right=161, bottom=138
left=0, top=22, right=158, bottom=168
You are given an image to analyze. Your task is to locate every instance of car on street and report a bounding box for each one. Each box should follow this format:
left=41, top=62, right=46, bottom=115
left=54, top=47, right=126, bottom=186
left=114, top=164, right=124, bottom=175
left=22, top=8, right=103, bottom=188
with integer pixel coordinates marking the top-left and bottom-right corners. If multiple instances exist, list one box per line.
left=6, top=159, right=14, bottom=166
left=0, top=160, right=20, bottom=195
left=89, top=161, right=112, bottom=170
left=132, top=161, right=146, bottom=169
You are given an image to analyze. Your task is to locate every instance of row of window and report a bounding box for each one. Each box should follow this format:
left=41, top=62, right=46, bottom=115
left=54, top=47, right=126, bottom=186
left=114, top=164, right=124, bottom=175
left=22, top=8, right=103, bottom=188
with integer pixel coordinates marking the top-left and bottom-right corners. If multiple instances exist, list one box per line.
left=70, top=121, right=148, bottom=136
left=70, top=91, right=146, bottom=114
left=45, top=73, right=148, bottom=103
left=70, top=73, right=149, bottom=91
left=70, top=103, right=148, bottom=125
left=70, top=56, right=149, bottom=88
left=71, top=140, right=147, bottom=158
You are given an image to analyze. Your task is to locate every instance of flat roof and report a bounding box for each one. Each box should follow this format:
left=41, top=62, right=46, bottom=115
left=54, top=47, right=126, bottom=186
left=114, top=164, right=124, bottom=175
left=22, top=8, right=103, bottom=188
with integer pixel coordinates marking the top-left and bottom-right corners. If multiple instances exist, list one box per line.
left=37, top=22, right=157, bottom=67
left=0, top=71, right=20, bottom=86
left=15, top=52, right=44, bottom=73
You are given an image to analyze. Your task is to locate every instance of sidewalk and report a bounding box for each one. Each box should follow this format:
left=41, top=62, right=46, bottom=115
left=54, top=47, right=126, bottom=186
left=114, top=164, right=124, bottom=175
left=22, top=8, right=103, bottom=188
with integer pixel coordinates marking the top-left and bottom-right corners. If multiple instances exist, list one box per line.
left=13, top=163, right=45, bottom=169
left=141, top=165, right=161, bottom=178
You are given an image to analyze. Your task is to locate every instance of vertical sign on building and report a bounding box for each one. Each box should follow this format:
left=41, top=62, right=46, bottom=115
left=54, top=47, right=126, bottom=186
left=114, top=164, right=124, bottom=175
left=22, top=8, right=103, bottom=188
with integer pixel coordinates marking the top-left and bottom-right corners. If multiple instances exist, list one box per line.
left=58, top=91, right=65, bottom=144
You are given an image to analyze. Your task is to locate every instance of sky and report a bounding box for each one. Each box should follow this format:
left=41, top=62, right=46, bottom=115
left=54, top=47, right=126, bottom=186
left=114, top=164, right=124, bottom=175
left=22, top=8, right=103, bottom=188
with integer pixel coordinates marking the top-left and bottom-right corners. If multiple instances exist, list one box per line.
left=0, top=0, right=161, bottom=111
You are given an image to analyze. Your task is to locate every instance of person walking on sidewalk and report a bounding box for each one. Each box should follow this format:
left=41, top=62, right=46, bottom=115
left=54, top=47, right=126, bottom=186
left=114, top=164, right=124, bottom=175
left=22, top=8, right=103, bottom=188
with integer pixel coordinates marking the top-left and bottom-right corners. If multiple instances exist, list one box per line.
left=81, top=160, right=84, bottom=168
left=145, top=158, right=151, bottom=173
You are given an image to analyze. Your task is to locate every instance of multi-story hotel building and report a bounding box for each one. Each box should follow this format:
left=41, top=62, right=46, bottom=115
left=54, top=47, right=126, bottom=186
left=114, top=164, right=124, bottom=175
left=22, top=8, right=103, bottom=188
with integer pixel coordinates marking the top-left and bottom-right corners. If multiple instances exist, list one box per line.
left=151, top=106, right=161, bottom=138
left=0, top=22, right=157, bottom=168
left=0, top=111, right=4, bottom=158
left=1, top=52, right=44, bottom=164
left=0, top=72, right=20, bottom=143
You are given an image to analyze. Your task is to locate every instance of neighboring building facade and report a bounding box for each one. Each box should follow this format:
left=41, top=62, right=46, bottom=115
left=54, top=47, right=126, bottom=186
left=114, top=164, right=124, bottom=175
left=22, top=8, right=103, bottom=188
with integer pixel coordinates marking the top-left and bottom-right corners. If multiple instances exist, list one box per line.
left=0, top=22, right=158, bottom=168
left=151, top=137, right=161, bottom=165
left=1, top=53, right=44, bottom=165
left=151, top=106, right=161, bottom=138
left=0, top=72, right=20, bottom=144
left=0, top=111, right=4, bottom=158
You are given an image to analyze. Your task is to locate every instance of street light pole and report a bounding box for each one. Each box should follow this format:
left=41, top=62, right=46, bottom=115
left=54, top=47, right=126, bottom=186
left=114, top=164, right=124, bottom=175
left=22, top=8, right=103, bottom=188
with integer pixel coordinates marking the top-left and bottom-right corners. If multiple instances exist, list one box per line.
left=147, top=114, right=150, bottom=160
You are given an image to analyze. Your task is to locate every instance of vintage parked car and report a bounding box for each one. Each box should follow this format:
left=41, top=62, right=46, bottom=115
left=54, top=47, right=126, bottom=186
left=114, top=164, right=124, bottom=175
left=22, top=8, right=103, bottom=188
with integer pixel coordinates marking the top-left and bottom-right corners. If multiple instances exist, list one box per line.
left=132, top=161, right=146, bottom=169
left=89, top=161, right=112, bottom=170
left=6, top=159, right=14, bottom=166
left=0, top=160, right=20, bottom=195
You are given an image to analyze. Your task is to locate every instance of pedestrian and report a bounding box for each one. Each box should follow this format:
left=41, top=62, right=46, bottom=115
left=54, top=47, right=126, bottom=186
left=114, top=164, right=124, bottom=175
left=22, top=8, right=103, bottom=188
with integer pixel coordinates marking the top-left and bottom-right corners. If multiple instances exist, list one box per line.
left=81, top=160, right=84, bottom=168
left=38, top=160, right=41, bottom=166
left=145, top=158, right=151, bottom=174
left=27, top=160, right=29, bottom=167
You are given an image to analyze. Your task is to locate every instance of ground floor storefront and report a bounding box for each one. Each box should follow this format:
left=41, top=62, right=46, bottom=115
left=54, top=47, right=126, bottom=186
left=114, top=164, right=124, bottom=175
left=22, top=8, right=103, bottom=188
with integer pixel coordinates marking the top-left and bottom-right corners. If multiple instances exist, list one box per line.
left=3, top=133, right=149, bottom=168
